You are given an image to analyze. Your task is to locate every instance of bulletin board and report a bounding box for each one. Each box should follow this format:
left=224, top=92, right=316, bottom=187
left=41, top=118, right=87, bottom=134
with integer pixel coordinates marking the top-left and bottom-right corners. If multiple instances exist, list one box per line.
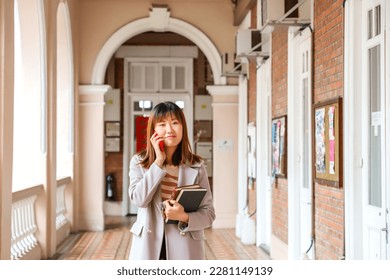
left=313, top=97, right=343, bottom=187
left=271, top=115, right=287, bottom=178
left=105, top=122, right=121, bottom=152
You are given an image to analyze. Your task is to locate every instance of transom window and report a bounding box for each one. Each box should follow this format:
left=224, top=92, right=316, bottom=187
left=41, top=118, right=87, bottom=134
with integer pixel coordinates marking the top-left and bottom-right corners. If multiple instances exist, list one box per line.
left=127, top=60, right=189, bottom=93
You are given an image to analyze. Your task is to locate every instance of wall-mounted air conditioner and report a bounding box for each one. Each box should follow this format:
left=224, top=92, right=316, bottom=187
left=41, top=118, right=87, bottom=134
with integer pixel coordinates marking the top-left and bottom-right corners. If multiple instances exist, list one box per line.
left=235, top=29, right=270, bottom=60
left=261, top=0, right=311, bottom=32
left=236, top=29, right=262, bottom=56
left=221, top=52, right=247, bottom=77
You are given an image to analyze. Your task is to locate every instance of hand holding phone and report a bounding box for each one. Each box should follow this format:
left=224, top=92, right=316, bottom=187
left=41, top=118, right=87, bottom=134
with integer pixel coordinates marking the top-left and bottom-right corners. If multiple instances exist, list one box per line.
left=159, top=141, right=164, bottom=151
left=153, top=130, right=165, bottom=152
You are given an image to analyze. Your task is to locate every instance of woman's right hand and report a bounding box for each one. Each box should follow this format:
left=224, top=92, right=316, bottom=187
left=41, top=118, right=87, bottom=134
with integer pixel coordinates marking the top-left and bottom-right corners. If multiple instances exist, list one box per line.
left=151, top=131, right=166, bottom=167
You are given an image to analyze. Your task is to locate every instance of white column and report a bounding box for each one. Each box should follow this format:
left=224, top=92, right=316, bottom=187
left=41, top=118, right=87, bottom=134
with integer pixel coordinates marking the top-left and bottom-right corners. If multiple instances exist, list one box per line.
left=78, top=85, right=110, bottom=231
left=41, top=1, right=58, bottom=258
left=0, top=0, right=14, bottom=260
left=236, top=76, right=248, bottom=236
left=207, top=85, right=239, bottom=228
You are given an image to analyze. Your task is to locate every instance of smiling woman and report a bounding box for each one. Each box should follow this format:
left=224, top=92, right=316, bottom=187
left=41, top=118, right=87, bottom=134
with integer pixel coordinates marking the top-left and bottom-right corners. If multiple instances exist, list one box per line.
left=128, top=101, right=215, bottom=260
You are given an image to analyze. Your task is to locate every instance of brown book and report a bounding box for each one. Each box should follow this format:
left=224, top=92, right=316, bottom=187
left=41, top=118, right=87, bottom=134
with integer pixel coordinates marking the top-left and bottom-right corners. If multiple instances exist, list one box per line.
left=170, top=184, right=201, bottom=200
left=165, top=184, right=207, bottom=224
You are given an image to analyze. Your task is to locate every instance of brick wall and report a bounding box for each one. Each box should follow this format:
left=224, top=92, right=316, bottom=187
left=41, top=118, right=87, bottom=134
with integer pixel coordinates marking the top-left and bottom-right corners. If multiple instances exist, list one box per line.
left=314, top=0, right=344, bottom=103
left=313, top=0, right=344, bottom=259
left=272, top=30, right=288, bottom=118
left=271, top=29, right=289, bottom=244
left=272, top=179, right=288, bottom=243
left=314, top=183, right=344, bottom=259
left=248, top=62, right=257, bottom=123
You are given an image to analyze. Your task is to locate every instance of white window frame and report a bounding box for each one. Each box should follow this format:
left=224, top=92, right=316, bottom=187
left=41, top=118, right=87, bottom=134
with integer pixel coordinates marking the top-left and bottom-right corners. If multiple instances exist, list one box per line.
left=127, top=57, right=192, bottom=93
left=159, top=62, right=189, bottom=92
left=128, top=62, right=158, bottom=92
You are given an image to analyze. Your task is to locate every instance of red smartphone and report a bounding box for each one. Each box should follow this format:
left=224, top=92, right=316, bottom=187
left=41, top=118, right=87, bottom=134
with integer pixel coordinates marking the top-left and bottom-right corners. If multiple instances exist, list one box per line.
left=154, top=130, right=164, bottom=151
left=159, top=141, right=164, bottom=151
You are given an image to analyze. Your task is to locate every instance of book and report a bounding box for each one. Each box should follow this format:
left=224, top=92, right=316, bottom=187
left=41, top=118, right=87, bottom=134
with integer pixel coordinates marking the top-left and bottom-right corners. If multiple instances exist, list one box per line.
left=170, top=184, right=201, bottom=200
left=164, top=184, right=207, bottom=224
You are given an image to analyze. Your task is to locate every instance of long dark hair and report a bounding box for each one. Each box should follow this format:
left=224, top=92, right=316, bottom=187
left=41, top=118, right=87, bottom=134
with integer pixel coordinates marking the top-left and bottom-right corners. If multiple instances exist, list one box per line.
left=138, top=101, right=201, bottom=168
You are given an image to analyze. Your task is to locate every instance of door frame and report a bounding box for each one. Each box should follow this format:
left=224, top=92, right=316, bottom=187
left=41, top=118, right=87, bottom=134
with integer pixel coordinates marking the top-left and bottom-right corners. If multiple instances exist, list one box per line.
left=344, top=0, right=364, bottom=260
left=344, top=0, right=389, bottom=259
left=287, top=26, right=313, bottom=259
left=121, top=57, right=194, bottom=215
left=256, top=57, right=272, bottom=251
left=361, top=0, right=388, bottom=260
left=386, top=0, right=390, bottom=260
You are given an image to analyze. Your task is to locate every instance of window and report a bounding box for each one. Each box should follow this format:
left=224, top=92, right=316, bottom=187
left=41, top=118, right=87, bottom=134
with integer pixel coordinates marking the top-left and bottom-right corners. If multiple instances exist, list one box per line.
left=368, top=45, right=381, bottom=207
left=128, top=60, right=189, bottom=93
left=161, top=64, right=186, bottom=91
left=365, top=3, right=383, bottom=208
left=128, top=62, right=158, bottom=92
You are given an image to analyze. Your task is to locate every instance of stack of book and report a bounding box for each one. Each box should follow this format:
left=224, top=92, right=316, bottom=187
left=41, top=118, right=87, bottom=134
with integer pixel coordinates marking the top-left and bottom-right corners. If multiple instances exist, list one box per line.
left=164, top=184, right=207, bottom=223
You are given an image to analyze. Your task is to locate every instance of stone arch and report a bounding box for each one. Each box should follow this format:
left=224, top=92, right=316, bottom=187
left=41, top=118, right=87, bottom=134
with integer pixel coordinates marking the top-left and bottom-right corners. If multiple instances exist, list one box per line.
left=91, top=14, right=226, bottom=85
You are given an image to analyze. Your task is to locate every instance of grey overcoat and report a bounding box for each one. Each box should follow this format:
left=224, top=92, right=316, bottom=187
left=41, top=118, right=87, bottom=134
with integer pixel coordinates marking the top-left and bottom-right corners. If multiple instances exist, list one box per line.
left=128, top=154, right=216, bottom=260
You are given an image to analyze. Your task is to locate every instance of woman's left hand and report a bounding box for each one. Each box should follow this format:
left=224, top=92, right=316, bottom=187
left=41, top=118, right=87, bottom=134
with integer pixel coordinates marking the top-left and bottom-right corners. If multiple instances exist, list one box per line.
left=163, top=200, right=189, bottom=223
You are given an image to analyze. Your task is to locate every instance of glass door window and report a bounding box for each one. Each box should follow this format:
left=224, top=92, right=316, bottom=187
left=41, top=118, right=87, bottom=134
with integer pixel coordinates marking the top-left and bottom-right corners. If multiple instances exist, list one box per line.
left=368, top=45, right=382, bottom=207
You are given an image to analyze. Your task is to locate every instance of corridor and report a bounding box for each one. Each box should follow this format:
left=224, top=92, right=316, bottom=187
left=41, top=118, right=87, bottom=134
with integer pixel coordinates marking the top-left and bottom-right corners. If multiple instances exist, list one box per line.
left=3, top=0, right=390, bottom=262
left=52, top=216, right=270, bottom=260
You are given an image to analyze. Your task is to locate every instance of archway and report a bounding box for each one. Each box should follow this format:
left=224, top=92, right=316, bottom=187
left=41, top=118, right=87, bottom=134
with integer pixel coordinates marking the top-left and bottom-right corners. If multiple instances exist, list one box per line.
left=91, top=8, right=225, bottom=86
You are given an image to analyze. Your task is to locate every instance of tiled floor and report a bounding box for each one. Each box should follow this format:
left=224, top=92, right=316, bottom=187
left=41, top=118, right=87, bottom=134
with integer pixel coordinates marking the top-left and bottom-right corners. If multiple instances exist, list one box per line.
left=52, top=215, right=270, bottom=260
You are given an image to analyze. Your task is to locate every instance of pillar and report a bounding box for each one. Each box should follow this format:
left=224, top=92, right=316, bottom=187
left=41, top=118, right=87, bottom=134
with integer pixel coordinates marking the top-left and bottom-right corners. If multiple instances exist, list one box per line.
left=207, top=85, right=239, bottom=228
left=78, top=85, right=110, bottom=231
left=0, top=0, right=14, bottom=260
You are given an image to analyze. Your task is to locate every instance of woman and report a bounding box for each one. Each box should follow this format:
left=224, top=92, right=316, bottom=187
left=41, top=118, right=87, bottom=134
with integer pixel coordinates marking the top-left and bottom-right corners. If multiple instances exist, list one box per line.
left=128, top=101, right=215, bottom=260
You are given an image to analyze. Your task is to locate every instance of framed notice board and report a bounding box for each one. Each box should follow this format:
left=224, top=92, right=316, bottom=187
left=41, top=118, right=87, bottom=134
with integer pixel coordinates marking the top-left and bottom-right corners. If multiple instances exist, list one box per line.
left=313, top=97, right=343, bottom=187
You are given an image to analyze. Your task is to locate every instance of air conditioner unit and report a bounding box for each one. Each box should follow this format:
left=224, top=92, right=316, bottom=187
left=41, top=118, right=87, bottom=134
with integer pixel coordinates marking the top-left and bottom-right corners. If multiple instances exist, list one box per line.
left=261, top=0, right=311, bottom=32
left=236, top=29, right=262, bottom=56
left=221, top=52, right=247, bottom=77
left=235, top=29, right=270, bottom=61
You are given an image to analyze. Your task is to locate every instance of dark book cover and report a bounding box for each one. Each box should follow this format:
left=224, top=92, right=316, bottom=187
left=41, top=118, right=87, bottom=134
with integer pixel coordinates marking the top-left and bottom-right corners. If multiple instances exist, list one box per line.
left=165, top=187, right=207, bottom=224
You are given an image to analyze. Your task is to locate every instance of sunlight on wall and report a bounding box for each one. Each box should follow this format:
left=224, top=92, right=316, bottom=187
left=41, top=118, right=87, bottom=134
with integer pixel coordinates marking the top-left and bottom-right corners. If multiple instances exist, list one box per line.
left=13, top=0, right=45, bottom=191
left=56, top=2, right=74, bottom=179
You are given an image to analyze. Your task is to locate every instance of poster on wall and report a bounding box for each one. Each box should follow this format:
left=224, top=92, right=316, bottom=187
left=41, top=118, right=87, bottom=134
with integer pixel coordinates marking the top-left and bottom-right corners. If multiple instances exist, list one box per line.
left=313, top=97, right=343, bottom=187
left=105, top=138, right=120, bottom=152
left=315, top=108, right=326, bottom=173
left=271, top=115, right=287, bottom=178
left=328, top=106, right=336, bottom=174
left=105, top=122, right=120, bottom=137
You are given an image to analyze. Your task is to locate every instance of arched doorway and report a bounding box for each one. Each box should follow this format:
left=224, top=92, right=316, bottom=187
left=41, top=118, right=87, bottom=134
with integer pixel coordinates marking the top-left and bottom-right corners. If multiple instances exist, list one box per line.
left=91, top=7, right=225, bottom=86
left=79, top=6, right=225, bottom=229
